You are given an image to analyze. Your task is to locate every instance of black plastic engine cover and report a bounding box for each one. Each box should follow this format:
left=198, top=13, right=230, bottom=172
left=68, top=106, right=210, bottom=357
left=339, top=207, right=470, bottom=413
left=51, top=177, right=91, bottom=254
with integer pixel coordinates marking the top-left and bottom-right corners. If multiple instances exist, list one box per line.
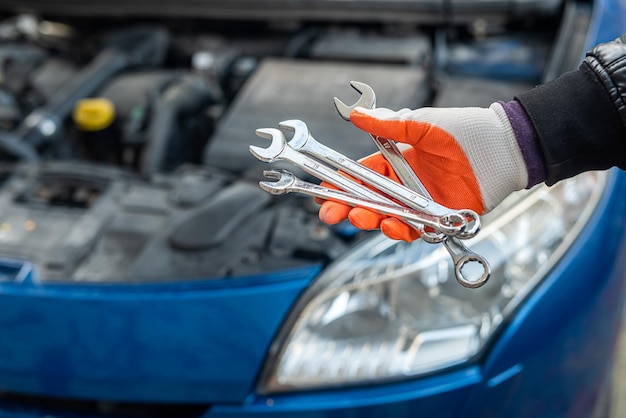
left=204, top=58, right=432, bottom=177
left=0, top=162, right=350, bottom=282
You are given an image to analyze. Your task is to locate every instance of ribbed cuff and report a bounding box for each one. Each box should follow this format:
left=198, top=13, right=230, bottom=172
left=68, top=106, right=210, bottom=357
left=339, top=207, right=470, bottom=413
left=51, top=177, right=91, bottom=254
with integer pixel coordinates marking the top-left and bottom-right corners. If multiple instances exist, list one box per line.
left=499, top=99, right=547, bottom=187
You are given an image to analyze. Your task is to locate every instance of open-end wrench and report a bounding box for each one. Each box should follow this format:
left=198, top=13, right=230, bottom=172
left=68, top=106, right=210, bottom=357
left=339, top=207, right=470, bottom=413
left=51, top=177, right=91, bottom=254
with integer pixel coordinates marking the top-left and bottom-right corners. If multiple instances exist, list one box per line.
left=260, top=169, right=468, bottom=236
left=279, top=118, right=480, bottom=239
left=250, top=129, right=467, bottom=237
left=334, top=81, right=429, bottom=194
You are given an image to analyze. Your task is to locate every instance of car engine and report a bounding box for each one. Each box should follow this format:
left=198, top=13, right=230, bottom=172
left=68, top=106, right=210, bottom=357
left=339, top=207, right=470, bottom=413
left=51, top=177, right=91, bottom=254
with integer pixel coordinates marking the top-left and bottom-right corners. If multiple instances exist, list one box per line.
left=0, top=3, right=585, bottom=283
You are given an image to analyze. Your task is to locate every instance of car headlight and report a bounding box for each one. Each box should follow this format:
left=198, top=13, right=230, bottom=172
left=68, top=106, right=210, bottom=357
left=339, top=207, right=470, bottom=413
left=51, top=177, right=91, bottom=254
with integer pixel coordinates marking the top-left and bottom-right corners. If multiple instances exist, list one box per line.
left=258, top=171, right=607, bottom=393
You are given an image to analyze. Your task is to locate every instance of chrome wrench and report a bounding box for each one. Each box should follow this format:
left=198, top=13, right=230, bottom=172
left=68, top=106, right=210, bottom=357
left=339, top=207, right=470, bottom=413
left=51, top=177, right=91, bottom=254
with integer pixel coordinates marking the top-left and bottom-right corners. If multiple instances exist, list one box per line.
left=334, top=80, right=429, bottom=194
left=260, top=169, right=468, bottom=236
left=251, top=128, right=390, bottom=202
left=250, top=128, right=467, bottom=236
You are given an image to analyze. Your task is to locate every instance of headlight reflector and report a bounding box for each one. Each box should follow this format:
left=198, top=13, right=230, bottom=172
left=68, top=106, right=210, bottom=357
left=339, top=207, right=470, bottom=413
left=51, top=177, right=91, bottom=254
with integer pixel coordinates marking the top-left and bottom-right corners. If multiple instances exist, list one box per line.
left=260, top=171, right=607, bottom=393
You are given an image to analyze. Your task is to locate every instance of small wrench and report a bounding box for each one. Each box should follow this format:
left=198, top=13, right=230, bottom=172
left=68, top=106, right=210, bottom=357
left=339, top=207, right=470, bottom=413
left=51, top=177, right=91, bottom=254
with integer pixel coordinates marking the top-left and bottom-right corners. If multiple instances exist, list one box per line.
left=334, top=82, right=490, bottom=288
left=334, top=81, right=429, bottom=194
left=260, top=169, right=468, bottom=236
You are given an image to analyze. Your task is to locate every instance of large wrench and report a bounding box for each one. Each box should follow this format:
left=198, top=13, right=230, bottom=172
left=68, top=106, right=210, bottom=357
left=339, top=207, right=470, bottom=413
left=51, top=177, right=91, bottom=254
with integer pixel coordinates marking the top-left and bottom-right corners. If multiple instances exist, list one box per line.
left=334, top=82, right=490, bottom=288
left=250, top=129, right=467, bottom=237
left=260, top=169, right=467, bottom=236
left=278, top=119, right=480, bottom=240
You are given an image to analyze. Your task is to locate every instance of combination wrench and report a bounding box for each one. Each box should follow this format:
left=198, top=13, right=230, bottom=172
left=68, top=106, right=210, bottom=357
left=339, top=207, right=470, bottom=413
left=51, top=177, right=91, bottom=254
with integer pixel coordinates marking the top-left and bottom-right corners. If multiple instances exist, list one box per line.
left=251, top=126, right=490, bottom=285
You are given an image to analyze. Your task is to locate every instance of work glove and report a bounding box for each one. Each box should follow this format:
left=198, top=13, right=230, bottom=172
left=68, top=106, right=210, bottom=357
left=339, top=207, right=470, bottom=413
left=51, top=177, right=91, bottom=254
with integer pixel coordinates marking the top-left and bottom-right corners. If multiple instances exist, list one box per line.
left=318, top=103, right=531, bottom=242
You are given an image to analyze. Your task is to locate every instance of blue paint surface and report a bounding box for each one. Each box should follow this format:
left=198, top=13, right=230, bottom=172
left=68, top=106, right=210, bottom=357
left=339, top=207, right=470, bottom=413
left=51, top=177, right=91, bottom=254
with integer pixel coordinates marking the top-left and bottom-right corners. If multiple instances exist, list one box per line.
left=0, top=266, right=320, bottom=403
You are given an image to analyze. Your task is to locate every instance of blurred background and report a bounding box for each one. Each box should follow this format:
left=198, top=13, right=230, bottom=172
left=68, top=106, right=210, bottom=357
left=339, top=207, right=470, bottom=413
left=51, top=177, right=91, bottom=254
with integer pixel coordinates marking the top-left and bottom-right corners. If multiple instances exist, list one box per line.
left=0, top=1, right=623, bottom=417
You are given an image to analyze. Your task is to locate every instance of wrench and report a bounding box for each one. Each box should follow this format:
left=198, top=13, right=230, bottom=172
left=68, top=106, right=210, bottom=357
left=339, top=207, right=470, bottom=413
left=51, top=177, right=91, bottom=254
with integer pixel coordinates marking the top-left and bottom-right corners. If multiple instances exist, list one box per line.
left=333, top=82, right=490, bottom=288
left=278, top=118, right=480, bottom=240
left=250, top=129, right=467, bottom=237
left=260, top=169, right=468, bottom=236
left=334, top=80, right=429, bottom=194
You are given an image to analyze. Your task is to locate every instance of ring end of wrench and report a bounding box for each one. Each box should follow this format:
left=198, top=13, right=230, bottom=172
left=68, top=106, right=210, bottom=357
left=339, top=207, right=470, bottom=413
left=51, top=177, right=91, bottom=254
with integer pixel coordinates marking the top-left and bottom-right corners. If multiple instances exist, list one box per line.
left=454, top=255, right=491, bottom=289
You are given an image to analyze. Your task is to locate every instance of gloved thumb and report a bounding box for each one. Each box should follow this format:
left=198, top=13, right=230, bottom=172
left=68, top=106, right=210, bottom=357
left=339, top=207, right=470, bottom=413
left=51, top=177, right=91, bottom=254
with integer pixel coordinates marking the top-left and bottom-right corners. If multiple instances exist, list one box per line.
left=350, top=107, right=435, bottom=147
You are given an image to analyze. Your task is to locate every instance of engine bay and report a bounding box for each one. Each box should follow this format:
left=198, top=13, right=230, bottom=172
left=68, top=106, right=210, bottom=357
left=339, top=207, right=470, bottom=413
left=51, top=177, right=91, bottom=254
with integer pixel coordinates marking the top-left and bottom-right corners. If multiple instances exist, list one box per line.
left=0, top=3, right=588, bottom=282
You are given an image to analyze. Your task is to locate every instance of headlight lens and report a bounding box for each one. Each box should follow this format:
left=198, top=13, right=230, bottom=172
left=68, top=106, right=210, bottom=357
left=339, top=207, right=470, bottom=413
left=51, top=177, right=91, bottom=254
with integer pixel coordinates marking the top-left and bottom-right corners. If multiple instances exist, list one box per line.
left=259, top=171, right=607, bottom=393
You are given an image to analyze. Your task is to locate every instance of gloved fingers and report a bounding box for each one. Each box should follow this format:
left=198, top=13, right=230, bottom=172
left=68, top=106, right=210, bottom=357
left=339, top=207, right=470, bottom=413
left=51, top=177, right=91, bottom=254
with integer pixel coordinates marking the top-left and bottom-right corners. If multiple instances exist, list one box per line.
left=319, top=201, right=386, bottom=230
left=319, top=201, right=351, bottom=224
left=347, top=207, right=385, bottom=230
left=380, top=218, right=421, bottom=242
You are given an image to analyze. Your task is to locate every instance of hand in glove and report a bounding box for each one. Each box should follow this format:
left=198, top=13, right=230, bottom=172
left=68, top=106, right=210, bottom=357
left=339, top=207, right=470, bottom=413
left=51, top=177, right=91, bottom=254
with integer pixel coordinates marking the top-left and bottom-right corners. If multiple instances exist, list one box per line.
left=319, top=102, right=539, bottom=241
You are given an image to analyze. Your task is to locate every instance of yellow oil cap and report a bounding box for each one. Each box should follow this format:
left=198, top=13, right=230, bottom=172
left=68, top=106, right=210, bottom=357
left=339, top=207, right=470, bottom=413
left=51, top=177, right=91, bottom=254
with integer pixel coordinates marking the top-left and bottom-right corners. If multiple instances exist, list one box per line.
left=73, top=98, right=115, bottom=131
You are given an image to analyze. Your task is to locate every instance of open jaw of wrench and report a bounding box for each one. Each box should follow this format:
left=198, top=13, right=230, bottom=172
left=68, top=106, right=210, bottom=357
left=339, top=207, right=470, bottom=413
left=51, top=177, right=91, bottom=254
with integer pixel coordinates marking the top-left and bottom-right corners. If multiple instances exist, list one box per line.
left=334, top=81, right=429, bottom=194
left=251, top=123, right=491, bottom=288
left=260, top=169, right=468, bottom=236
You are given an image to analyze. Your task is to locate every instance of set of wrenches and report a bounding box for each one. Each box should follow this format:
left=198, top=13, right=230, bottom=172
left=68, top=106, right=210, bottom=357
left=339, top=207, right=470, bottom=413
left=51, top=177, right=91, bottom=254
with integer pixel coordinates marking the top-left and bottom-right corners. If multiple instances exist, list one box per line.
left=249, top=81, right=490, bottom=288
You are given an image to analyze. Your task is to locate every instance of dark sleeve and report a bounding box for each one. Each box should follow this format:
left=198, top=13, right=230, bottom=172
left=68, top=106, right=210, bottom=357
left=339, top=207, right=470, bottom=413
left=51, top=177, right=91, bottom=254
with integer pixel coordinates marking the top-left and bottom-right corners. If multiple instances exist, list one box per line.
left=515, top=34, right=626, bottom=186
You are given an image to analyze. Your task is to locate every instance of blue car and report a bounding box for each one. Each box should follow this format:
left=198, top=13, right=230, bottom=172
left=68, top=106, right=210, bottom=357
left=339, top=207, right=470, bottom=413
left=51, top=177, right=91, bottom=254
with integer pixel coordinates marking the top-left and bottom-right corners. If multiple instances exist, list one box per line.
left=0, top=0, right=623, bottom=417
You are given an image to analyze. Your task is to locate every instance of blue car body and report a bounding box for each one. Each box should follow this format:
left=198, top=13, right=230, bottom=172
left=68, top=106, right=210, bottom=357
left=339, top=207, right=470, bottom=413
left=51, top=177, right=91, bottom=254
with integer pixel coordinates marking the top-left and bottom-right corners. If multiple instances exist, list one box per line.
left=0, top=0, right=624, bottom=417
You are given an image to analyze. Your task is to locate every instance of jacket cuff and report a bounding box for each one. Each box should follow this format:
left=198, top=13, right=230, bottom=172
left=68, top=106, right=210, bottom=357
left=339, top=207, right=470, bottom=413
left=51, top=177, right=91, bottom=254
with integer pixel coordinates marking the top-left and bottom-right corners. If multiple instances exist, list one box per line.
left=515, top=65, right=626, bottom=185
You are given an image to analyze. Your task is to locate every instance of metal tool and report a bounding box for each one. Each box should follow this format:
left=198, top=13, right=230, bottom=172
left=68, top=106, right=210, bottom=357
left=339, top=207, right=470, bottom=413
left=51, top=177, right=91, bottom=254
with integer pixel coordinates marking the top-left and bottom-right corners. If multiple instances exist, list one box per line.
left=333, top=81, right=490, bottom=288
left=252, top=125, right=490, bottom=287
left=252, top=83, right=491, bottom=287
left=260, top=169, right=468, bottom=236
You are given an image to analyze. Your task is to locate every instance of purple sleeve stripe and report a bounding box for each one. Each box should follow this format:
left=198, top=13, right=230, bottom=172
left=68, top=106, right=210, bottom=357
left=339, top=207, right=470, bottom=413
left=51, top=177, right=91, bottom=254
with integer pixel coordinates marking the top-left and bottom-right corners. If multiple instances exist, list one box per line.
left=499, top=100, right=547, bottom=188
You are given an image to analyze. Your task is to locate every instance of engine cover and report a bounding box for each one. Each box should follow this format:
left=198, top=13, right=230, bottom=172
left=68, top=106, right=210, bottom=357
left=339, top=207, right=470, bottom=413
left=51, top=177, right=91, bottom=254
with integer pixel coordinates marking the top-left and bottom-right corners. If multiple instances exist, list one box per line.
left=204, top=58, right=432, bottom=177
left=0, top=162, right=349, bottom=282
